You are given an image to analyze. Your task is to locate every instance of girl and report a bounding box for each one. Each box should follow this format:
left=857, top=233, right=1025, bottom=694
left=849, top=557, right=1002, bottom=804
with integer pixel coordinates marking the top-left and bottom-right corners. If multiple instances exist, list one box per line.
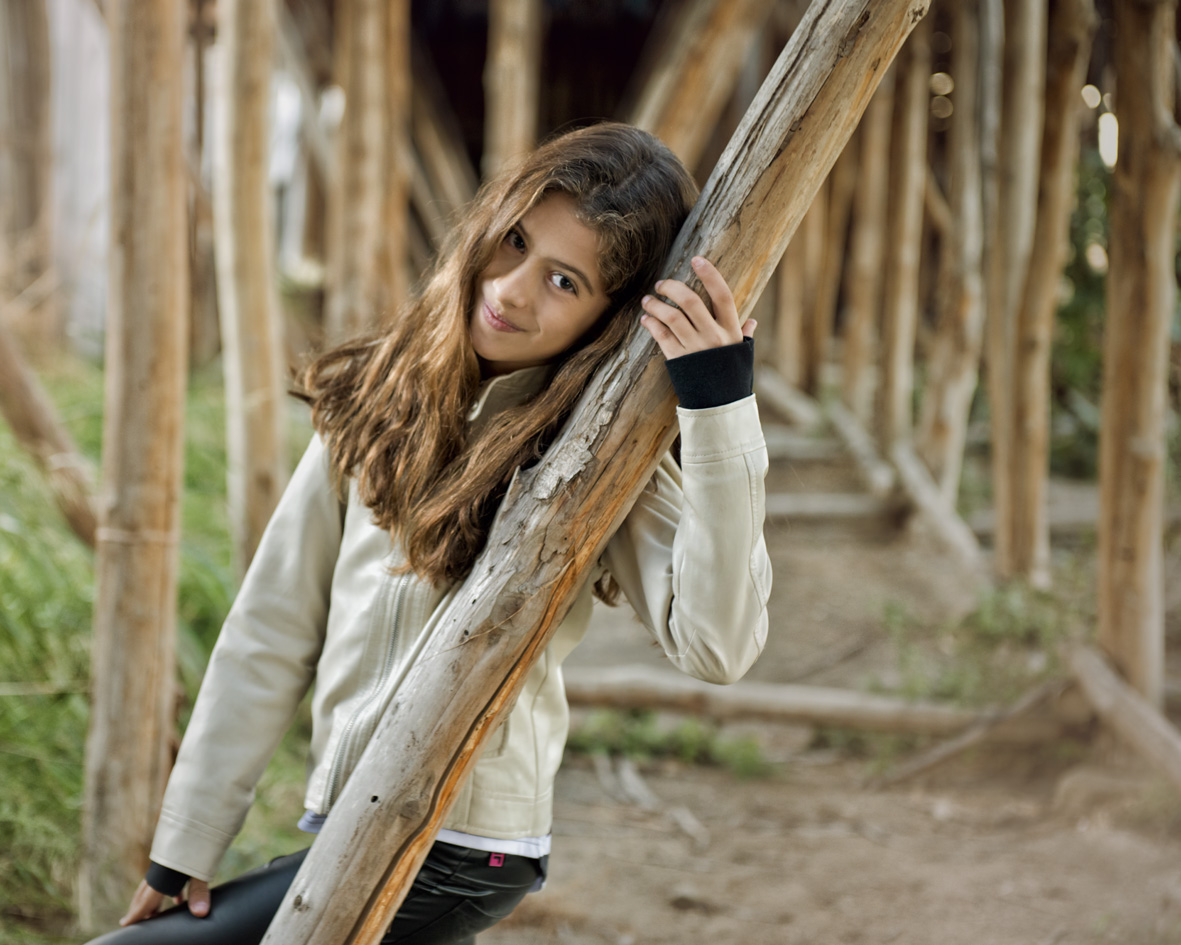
left=89, top=122, right=771, bottom=945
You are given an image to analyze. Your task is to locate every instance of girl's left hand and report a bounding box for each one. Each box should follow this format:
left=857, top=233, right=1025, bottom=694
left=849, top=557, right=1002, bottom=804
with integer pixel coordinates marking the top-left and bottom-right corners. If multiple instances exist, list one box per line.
left=640, top=256, right=757, bottom=360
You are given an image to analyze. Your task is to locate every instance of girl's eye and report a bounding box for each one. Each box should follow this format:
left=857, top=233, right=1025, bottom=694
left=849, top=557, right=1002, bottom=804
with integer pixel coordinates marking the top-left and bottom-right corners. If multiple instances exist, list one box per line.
left=550, top=272, right=577, bottom=294
left=505, top=229, right=526, bottom=252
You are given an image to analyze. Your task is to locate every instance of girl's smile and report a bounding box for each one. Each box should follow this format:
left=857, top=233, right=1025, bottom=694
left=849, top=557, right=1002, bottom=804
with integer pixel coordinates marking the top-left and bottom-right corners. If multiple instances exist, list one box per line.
left=470, top=194, right=610, bottom=376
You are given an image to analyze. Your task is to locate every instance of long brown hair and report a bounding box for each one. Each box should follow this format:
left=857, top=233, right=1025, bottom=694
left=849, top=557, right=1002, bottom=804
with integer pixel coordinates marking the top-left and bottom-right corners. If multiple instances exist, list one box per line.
left=296, top=122, right=697, bottom=590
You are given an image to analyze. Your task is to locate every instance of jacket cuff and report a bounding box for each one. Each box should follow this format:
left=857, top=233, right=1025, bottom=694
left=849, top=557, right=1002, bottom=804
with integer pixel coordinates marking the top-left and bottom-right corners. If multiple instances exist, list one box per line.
left=676, top=395, right=765, bottom=464
left=145, top=861, right=189, bottom=897
left=664, top=337, right=754, bottom=409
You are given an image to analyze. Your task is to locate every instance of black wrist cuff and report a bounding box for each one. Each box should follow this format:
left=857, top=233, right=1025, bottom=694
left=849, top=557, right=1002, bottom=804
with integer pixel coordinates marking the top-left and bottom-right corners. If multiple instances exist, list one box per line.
left=665, top=337, right=754, bottom=409
left=146, top=861, right=190, bottom=897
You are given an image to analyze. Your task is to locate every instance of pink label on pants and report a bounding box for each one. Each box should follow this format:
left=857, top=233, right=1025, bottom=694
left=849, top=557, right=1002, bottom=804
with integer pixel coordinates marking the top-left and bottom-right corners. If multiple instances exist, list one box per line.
left=489, top=853, right=505, bottom=867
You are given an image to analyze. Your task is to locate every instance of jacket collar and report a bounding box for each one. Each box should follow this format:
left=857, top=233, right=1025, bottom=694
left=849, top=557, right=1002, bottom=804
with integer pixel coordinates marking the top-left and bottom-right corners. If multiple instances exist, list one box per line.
left=466, top=364, right=552, bottom=424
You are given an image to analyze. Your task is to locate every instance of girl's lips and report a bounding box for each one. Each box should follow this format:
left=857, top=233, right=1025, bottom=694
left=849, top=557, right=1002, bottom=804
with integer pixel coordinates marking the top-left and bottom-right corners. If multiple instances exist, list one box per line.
left=482, top=302, right=521, bottom=333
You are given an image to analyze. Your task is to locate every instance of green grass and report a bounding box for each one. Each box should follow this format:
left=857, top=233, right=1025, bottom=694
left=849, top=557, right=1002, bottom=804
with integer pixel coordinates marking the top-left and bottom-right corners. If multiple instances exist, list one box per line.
left=0, top=355, right=312, bottom=941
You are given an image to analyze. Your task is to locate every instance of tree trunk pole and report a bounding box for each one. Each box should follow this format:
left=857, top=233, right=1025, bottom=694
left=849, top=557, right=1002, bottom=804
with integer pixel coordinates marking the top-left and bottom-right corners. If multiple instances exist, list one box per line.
left=1097, top=0, right=1181, bottom=707
left=627, top=0, right=779, bottom=170
left=0, top=0, right=55, bottom=345
left=324, top=0, right=385, bottom=339
left=0, top=316, right=97, bottom=546
left=260, top=3, right=931, bottom=943
left=1010, top=0, right=1097, bottom=588
left=482, top=0, right=542, bottom=178
left=377, top=0, right=412, bottom=317
left=215, top=0, right=288, bottom=574
left=79, top=0, right=188, bottom=930
left=807, top=133, right=859, bottom=397
left=841, top=69, right=894, bottom=423
left=917, top=1, right=985, bottom=503
left=878, top=16, right=931, bottom=446
left=988, top=0, right=1047, bottom=578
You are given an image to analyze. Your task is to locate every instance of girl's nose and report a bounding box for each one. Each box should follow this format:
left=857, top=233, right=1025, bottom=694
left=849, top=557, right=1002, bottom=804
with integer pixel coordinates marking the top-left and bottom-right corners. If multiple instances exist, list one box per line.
left=493, top=263, right=530, bottom=311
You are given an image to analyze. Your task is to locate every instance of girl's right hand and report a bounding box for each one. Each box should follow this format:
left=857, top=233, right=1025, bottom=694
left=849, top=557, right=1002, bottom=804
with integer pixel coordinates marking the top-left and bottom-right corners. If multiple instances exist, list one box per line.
left=119, top=877, right=212, bottom=926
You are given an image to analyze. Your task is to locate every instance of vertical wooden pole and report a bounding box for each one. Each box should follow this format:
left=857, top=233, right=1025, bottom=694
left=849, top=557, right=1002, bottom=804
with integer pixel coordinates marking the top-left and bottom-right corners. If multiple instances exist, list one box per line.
left=324, top=0, right=385, bottom=340
left=807, top=133, right=859, bottom=397
left=987, top=0, right=1047, bottom=578
left=1097, top=0, right=1180, bottom=706
left=215, top=0, right=288, bottom=573
left=0, top=0, right=55, bottom=344
left=841, top=70, right=894, bottom=423
left=377, top=0, right=412, bottom=317
left=1010, top=0, right=1096, bottom=588
left=483, top=0, right=542, bottom=178
left=79, top=0, right=188, bottom=930
left=878, top=16, right=931, bottom=447
left=917, top=1, right=985, bottom=502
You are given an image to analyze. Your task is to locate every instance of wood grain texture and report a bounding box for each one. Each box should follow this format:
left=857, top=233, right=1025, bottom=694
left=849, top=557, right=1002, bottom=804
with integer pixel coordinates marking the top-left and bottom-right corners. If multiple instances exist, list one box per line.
left=482, top=0, right=541, bottom=177
left=260, top=2, right=931, bottom=942
left=1096, top=0, right=1180, bottom=706
left=214, top=0, right=287, bottom=573
left=79, top=0, right=187, bottom=929
left=1010, top=0, right=1096, bottom=587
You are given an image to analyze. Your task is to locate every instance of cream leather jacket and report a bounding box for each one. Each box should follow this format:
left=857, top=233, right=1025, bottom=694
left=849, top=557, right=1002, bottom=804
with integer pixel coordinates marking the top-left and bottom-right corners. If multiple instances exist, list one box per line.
left=150, top=367, right=771, bottom=882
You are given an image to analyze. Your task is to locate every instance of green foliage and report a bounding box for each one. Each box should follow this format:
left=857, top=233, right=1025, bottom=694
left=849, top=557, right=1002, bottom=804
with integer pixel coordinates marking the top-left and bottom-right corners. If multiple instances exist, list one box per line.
left=566, top=709, right=771, bottom=779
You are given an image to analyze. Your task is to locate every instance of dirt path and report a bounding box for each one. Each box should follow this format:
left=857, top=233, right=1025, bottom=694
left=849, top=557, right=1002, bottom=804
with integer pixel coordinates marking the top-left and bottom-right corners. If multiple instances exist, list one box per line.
left=483, top=446, right=1181, bottom=944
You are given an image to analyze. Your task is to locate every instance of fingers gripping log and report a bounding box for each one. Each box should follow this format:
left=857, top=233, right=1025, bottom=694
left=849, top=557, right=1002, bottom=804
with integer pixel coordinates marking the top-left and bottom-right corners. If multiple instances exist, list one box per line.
left=261, top=2, right=931, bottom=943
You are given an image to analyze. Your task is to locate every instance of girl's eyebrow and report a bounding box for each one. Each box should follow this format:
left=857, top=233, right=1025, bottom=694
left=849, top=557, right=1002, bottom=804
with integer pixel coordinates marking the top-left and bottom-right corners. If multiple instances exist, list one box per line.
left=515, top=220, right=597, bottom=295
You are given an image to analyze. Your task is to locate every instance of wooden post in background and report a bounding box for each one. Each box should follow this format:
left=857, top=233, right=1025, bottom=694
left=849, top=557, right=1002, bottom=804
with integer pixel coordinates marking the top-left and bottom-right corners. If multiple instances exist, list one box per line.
left=215, top=0, right=288, bottom=574
left=79, top=0, right=188, bottom=930
left=841, top=71, right=894, bottom=423
left=324, top=0, right=384, bottom=339
left=1096, top=0, right=1180, bottom=707
left=627, top=0, right=778, bottom=170
left=377, top=0, right=411, bottom=317
left=259, top=2, right=932, bottom=942
left=878, top=16, right=930, bottom=447
left=1010, top=0, right=1096, bottom=588
left=917, top=0, right=985, bottom=503
left=483, top=0, right=542, bottom=178
left=987, top=0, right=1046, bottom=578
left=0, top=0, right=55, bottom=345
left=807, top=134, right=859, bottom=397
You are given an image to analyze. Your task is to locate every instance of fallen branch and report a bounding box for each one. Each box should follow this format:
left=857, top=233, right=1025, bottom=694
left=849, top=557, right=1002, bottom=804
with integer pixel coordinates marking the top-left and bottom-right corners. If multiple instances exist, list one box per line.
left=827, top=399, right=896, bottom=496
left=754, top=365, right=823, bottom=430
left=870, top=680, right=1069, bottom=787
left=1071, top=645, right=1181, bottom=792
left=765, top=492, right=898, bottom=521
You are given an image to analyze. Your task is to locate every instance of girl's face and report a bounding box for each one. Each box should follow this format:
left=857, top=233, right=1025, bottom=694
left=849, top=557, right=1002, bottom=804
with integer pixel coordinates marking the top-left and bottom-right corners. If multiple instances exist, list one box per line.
left=470, top=194, right=611, bottom=377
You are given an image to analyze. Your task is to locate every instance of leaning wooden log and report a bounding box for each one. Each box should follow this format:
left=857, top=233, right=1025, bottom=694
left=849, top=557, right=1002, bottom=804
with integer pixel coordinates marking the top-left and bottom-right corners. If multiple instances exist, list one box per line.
left=375, top=0, right=412, bottom=317
left=827, top=400, right=895, bottom=497
left=565, top=665, right=978, bottom=735
left=0, top=316, right=97, bottom=547
left=891, top=440, right=980, bottom=567
left=1009, top=0, right=1097, bottom=588
left=261, top=3, right=931, bottom=943
left=482, top=0, right=542, bottom=178
left=754, top=364, right=823, bottom=430
left=626, top=0, right=778, bottom=170
left=1071, top=646, right=1181, bottom=793
left=79, top=0, right=188, bottom=930
left=214, top=0, right=288, bottom=573
left=1095, top=0, right=1179, bottom=706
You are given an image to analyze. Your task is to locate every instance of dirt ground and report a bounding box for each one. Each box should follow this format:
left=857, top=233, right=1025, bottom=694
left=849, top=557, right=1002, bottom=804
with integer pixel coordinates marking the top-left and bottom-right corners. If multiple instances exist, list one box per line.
left=483, top=443, right=1181, bottom=945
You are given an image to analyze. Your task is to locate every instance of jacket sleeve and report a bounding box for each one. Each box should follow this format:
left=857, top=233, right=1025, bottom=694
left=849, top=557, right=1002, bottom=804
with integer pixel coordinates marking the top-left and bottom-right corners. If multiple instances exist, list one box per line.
left=601, top=394, right=771, bottom=685
left=149, top=433, right=344, bottom=881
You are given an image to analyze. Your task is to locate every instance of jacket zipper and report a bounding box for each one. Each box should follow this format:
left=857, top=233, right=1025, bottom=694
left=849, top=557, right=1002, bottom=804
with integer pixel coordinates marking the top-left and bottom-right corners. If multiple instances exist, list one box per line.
left=324, top=572, right=409, bottom=808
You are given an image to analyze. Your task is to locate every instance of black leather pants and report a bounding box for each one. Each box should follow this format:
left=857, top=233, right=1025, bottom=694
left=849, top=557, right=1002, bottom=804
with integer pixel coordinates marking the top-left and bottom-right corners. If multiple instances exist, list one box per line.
left=85, top=842, right=542, bottom=945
